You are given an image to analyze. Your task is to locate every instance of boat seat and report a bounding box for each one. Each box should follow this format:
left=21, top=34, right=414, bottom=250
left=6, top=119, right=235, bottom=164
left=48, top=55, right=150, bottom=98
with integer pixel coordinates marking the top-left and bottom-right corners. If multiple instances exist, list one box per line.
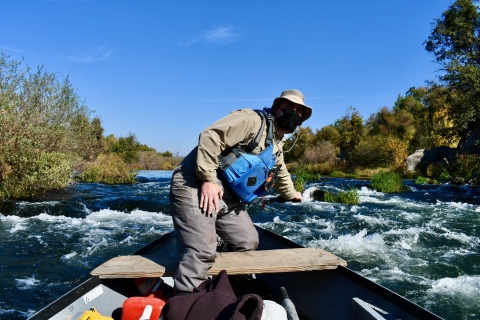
left=90, top=248, right=347, bottom=279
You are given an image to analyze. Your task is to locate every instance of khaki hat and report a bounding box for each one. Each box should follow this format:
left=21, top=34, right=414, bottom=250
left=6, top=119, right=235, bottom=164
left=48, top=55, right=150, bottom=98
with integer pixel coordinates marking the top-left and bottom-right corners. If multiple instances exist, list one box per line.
left=272, top=89, right=312, bottom=122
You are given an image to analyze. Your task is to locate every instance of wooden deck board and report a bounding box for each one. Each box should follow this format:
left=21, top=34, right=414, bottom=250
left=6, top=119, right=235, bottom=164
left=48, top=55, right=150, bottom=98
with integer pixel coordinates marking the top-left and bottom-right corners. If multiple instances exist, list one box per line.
left=91, top=248, right=347, bottom=279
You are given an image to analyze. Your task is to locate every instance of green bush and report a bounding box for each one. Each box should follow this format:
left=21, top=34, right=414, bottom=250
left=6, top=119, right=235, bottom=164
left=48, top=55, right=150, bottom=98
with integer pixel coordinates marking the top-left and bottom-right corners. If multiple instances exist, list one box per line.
left=0, top=151, right=76, bottom=198
left=415, top=175, right=429, bottom=184
left=415, top=175, right=439, bottom=185
left=290, top=167, right=318, bottom=192
left=324, top=188, right=359, bottom=205
left=439, top=171, right=451, bottom=181
left=0, top=53, right=100, bottom=199
left=371, top=171, right=405, bottom=193
left=76, top=154, right=137, bottom=184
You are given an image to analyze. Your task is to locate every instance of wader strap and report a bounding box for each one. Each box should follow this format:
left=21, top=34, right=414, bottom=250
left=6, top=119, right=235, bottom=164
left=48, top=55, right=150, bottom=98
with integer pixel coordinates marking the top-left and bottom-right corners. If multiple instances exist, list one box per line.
left=264, top=110, right=274, bottom=147
left=218, top=109, right=274, bottom=169
left=244, top=110, right=266, bottom=153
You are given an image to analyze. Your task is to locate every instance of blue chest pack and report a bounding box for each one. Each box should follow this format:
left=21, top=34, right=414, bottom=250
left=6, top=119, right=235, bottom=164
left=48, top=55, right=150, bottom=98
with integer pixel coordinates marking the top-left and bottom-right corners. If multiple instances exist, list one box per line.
left=218, top=109, right=280, bottom=204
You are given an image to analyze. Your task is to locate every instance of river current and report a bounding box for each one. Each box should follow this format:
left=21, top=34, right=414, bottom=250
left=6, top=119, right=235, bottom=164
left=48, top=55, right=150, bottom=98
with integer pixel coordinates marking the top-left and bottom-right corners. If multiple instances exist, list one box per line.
left=0, top=170, right=479, bottom=319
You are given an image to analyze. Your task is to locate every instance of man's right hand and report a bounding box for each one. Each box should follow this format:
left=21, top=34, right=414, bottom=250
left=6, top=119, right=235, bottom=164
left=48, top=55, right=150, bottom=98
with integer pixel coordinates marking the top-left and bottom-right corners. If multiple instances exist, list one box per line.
left=200, top=181, right=223, bottom=214
left=291, top=191, right=303, bottom=203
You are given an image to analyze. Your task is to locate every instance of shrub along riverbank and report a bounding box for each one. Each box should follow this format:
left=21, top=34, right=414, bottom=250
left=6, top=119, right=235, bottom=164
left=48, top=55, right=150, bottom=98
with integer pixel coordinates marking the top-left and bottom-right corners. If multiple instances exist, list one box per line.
left=0, top=54, right=182, bottom=201
left=0, top=53, right=102, bottom=199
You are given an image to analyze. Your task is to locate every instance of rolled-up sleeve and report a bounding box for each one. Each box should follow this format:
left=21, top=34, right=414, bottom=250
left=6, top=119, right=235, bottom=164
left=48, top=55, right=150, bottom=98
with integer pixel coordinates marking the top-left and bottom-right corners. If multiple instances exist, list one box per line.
left=272, top=151, right=297, bottom=200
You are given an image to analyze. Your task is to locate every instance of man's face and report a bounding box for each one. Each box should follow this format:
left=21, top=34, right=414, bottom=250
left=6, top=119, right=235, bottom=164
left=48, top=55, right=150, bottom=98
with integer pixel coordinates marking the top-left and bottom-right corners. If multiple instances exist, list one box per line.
left=275, top=100, right=304, bottom=119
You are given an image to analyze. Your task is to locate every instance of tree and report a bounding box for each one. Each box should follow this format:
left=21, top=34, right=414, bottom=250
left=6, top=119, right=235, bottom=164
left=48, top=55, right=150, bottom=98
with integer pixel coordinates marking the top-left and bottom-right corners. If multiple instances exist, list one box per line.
left=106, top=133, right=156, bottom=163
left=366, top=106, right=415, bottom=142
left=424, top=0, right=480, bottom=141
left=112, top=133, right=140, bottom=163
left=283, top=127, right=314, bottom=163
left=71, top=115, right=105, bottom=160
left=312, top=125, right=340, bottom=149
left=334, top=107, right=364, bottom=162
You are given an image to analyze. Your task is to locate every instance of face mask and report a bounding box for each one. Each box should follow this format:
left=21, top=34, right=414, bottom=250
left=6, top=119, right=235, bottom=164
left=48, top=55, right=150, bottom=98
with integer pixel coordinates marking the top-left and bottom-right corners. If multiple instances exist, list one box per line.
left=277, top=108, right=302, bottom=132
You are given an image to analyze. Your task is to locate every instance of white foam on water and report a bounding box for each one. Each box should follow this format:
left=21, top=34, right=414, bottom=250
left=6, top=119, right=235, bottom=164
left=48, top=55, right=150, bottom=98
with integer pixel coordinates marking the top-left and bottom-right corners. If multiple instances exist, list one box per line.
left=272, top=216, right=283, bottom=224
left=1, top=215, right=28, bottom=233
left=361, top=266, right=379, bottom=275
left=428, top=275, right=480, bottom=304
left=9, top=222, right=28, bottom=233
left=441, top=248, right=474, bottom=259
left=390, top=266, right=406, bottom=274
left=302, top=186, right=317, bottom=203
left=28, top=235, right=46, bottom=245
left=309, top=229, right=389, bottom=263
left=383, top=226, right=423, bottom=237
left=277, top=212, right=337, bottom=236
left=2, top=209, right=174, bottom=260
left=17, top=200, right=60, bottom=207
left=299, top=227, right=312, bottom=235
left=22, top=208, right=173, bottom=233
left=309, top=201, right=338, bottom=213
left=85, top=237, right=109, bottom=256
left=436, top=200, right=476, bottom=212
left=61, top=252, right=77, bottom=260
left=438, top=227, right=478, bottom=245
left=360, top=265, right=432, bottom=285
left=120, top=235, right=135, bottom=245
left=398, top=234, right=419, bottom=250
left=358, top=186, right=383, bottom=196
left=396, top=210, right=422, bottom=221
left=15, top=276, right=40, bottom=290
left=359, top=194, right=401, bottom=204
left=36, top=213, right=77, bottom=224
left=349, top=205, right=360, bottom=213
left=0, top=307, right=35, bottom=318
left=82, top=203, right=92, bottom=215
left=359, top=192, right=428, bottom=211
left=304, top=218, right=336, bottom=234
left=80, top=209, right=174, bottom=232
left=353, top=213, right=392, bottom=226
left=420, top=223, right=479, bottom=246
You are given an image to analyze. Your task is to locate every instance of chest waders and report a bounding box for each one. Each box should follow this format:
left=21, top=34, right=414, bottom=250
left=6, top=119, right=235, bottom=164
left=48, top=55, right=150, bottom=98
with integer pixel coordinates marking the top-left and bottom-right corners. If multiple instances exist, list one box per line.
left=217, top=108, right=281, bottom=204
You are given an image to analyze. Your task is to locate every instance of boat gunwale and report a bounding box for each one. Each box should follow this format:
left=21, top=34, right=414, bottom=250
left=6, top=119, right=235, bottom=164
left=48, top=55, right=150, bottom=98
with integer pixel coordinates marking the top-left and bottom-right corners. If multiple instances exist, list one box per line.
left=28, top=227, right=444, bottom=320
left=256, top=226, right=443, bottom=320
left=28, top=232, right=174, bottom=320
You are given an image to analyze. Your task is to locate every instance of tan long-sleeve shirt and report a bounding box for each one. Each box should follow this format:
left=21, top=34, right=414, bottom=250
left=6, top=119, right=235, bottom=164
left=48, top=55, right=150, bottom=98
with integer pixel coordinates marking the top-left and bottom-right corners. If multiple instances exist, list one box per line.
left=181, top=108, right=297, bottom=200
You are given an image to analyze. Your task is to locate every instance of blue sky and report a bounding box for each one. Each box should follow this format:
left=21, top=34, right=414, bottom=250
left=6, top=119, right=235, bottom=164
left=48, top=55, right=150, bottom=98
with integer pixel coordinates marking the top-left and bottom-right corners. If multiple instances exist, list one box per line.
left=2, top=1, right=452, bottom=155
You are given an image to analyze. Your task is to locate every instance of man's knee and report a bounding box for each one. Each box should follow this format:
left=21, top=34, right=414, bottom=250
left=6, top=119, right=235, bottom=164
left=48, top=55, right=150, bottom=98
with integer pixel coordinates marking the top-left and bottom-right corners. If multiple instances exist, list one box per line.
left=245, top=234, right=259, bottom=251
left=232, top=230, right=259, bottom=251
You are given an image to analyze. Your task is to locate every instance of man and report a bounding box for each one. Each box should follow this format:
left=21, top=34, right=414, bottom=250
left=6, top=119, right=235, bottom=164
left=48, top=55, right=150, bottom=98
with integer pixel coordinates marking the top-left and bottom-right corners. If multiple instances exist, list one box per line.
left=169, top=89, right=312, bottom=295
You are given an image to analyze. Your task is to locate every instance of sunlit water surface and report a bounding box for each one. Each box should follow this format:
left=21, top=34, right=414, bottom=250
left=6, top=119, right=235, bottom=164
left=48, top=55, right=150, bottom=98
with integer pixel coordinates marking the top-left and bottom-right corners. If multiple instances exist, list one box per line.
left=0, top=171, right=479, bottom=319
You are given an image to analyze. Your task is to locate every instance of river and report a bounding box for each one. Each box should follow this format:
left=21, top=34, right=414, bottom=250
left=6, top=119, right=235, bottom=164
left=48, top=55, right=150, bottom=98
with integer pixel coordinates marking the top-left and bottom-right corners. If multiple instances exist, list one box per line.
left=0, top=170, right=478, bottom=319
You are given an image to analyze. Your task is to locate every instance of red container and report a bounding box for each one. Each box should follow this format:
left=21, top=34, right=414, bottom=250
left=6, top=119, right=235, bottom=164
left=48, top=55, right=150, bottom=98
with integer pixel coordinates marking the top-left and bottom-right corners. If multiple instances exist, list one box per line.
left=122, top=294, right=166, bottom=320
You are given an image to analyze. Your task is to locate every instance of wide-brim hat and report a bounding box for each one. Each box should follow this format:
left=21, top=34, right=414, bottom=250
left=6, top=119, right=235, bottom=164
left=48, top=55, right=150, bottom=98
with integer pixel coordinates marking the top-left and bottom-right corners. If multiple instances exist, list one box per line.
left=272, top=89, right=312, bottom=123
